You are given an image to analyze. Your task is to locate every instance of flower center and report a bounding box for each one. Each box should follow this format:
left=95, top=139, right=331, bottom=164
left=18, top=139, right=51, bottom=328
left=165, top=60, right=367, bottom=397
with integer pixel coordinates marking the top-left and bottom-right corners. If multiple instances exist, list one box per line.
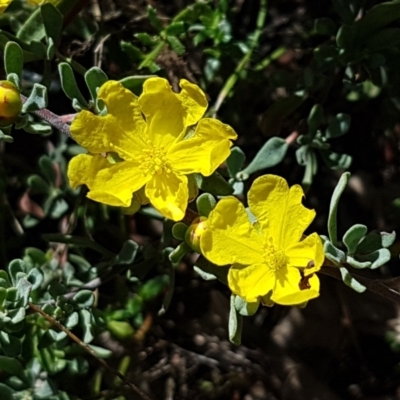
left=263, top=238, right=287, bottom=272
left=139, top=142, right=171, bottom=175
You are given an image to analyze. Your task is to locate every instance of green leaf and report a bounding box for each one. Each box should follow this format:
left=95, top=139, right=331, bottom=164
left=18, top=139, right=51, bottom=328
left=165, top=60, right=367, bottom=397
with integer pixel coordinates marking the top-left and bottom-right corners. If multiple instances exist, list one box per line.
left=50, top=198, right=68, bottom=219
left=4, top=42, right=23, bottom=82
left=328, top=172, right=350, bottom=246
left=73, top=290, right=94, bottom=308
left=226, top=146, right=246, bottom=178
left=343, top=224, right=367, bottom=255
left=79, top=309, right=94, bottom=343
left=326, top=113, right=351, bottom=139
left=8, top=259, right=25, bottom=286
left=357, top=248, right=391, bottom=270
left=22, top=83, right=47, bottom=113
left=58, top=62, right=88, bottom=107
left=320, top=150, right=352, bottom=170
left=171, top=222, right=188, bottom=241
left=39, top=155, right=56, bottom=185
left=114, top=240, right=139, bottom=265
left=16, top=9, right=45, bottom=43
left=16, top=278, right=32, bottom=307
left=165, top=21, right=186, bottom=36
left=193, top=266, right=217, bottom=281
left=195, top=171, right=233, bottom=196
left=354, top=1, right=400, bottom=42
left=23, top=121, right=52, bottom=135
left=336, top=24, right=355, bottom=49
left=168, top=242, right=190, bottom=264
left=27, top=174, right=50, bottom=194
left=65, top=312, right=79, bottom=329
left=41, top=3, right=63, bottom=42
left=0, top=332, right=21, bottom=357
left=147, top=6, right=164, bottom=32
left=0, top=131, right=13, bottom=142
left=196, top=193, right=216, bottom=217
left=107, top=320, right=135, bottom=340
left=0, top=383, right=14, bottom=400
left=324, top=241, right=346, bottom=264
left=166, top=36, right=185, bottom=55
left=346, top=255, right=371, bottom=269
left=339, top=266, right=366, bottom=293
left=194, top=256, right=229, bottom=285
left=0, top=356, right=24, bottom=377
left=229, top=295, right=243, bottom=345
left=46, top=36, right=55, bottom=60
left=139, top=275, right=169, bottom=301
left=234, top=295, right=259, bottom=316
left=84, top=67, right=108, bottom=103
left=119, top=75, right=155, bottom=95
left=307, top=104, right=324, bottom=134
left=27, top=268, right=43, bottom=290
left=356, top=230, right=396, bottom=254
left=9, top=307, right=25, bottom=325
left=134, top=32, right=159, bottom=46
left=240, top=137, right=288, bottom=178
left=365, top=28, right=400, bottom=52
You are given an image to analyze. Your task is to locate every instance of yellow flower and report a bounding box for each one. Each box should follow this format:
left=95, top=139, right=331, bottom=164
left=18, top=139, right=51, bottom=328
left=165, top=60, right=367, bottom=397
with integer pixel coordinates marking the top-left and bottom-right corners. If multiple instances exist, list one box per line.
left=0, top=80, right=22, bottom=127
left=0, top=0, right=12, bottom=14
left=200, top=174, right=324, bottom=306
left=67, top=78, right=237, bottom=221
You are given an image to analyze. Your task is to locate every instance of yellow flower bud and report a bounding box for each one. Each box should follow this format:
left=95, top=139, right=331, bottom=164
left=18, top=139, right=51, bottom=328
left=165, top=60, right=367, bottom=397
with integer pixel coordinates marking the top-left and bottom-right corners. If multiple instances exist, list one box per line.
left=0, top=81, right=22, bottom=127
left=185, top=216, right=207, bottom=253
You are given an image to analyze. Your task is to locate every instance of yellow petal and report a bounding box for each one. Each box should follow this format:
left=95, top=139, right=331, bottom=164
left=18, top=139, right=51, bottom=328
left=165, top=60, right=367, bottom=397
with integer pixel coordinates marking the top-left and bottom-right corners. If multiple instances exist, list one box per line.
left=272, top=269, right=320, bottom=305
left=248, top=175, right=315, bottom=248
left=228, top=263, right=275, bottom=303
left=145, top=172, right=188, bottom=221
left=0, top=0, right=11, bottom=13
left=200, top=197, right=264, bottom=266
left=168, top=119, right=237, bottom=176
left=68, top=153, right=150, bottom=207
left=138, top=77, right=207, bottom=148
left=68, top=153, right=110, bottom=189
left=286, top=233, right=324, bottom=275
left=70, top=81, right=146, bottom=160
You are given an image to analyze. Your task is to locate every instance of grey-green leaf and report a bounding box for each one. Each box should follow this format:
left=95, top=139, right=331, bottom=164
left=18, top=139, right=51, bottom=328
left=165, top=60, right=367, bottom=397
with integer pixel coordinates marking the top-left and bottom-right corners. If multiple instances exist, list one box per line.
left=226, top=146, right=246, bottom=178
left=339, top=266, right=366, bottom=293
left=195, top=172, right=233, bottom=196
left=240, top=137, right=288, bottom=177
left=229, top=295, right=243, bottom=345
left=328, top=172, right=350, bottom=246
left=307, top=104, right=324, bottom=134
left=324, top=241, right=346, bottom=264
left=234, top=295, right=259, bottom=317
left=356, top=230, right=396, bottom=254
left=41, top=3, right=63, bottom=43
left=343, top=224, right=367, bottom=255
left=58, top=63, right=88, bottom=108
left=196, top=193, right=216, bottom=217
left=84, top=67, right=108, bottom=103
left=326, top=113, right=351, bottom=139
left=346, top=255, right=371, bottom=269
left=357, top=248, right=391, bottom=270
left=22, top=83, right=48, bottom=113
left=4, top=42, right=23, bottom=82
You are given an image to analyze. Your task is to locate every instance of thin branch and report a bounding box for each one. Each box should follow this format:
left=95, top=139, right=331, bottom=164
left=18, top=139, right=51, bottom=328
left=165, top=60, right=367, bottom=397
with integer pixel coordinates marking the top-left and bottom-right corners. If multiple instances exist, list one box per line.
left=320, top=266, right=400, bottom=304
left=29, top=302, right=152, bottom=400
left=20, top=95, right=72, bottom=137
